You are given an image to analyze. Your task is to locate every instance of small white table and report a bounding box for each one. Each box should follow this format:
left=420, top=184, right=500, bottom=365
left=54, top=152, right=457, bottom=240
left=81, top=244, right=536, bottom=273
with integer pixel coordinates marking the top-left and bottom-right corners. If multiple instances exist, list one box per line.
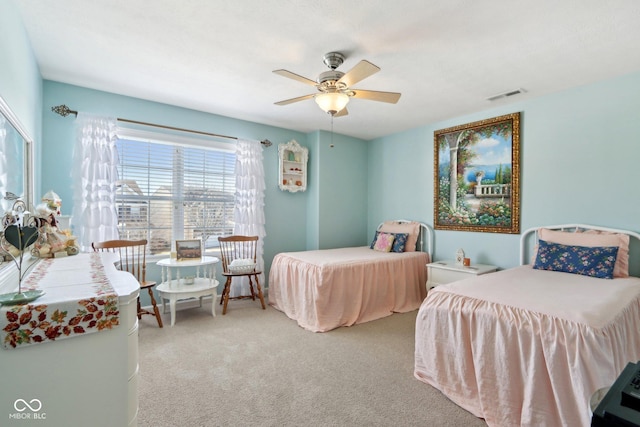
left=156, top=256, right=219, bottom=326
left=426, top=260, right=498, bottom=290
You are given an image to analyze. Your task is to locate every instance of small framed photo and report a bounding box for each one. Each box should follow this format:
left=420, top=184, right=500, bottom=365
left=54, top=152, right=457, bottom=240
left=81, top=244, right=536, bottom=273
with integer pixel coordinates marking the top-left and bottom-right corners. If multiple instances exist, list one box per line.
left=175, top=239, right=202, bottom=261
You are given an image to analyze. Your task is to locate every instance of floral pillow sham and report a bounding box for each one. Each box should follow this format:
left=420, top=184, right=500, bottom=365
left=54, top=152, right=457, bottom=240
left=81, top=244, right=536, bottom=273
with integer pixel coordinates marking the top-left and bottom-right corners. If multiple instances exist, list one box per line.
left=532, top=239, right=619, bottom=279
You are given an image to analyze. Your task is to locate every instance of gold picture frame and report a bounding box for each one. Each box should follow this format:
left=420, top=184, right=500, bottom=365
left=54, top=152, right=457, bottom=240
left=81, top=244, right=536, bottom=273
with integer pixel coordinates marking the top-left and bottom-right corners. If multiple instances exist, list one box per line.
left=175, top=239, right=202, bottom=261
left=434, top=112, right=520, bottom=234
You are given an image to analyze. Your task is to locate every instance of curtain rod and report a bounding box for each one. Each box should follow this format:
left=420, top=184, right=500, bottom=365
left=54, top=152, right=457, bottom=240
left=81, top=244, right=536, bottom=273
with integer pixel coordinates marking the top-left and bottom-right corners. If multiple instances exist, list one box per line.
left=50, top=104, right=272, bottom=147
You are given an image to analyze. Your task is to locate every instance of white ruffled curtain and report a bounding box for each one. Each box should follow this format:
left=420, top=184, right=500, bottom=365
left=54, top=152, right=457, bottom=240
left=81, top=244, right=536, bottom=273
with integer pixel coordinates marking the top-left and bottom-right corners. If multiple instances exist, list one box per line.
left=71, top=113, right=120, bottom=252
left=230, top=138, right=266, bottom=297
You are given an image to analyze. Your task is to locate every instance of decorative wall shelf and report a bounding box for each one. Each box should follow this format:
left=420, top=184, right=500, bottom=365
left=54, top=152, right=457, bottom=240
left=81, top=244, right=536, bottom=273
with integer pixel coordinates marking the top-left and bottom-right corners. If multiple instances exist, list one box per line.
left=278, top=140, right=308, bottom=193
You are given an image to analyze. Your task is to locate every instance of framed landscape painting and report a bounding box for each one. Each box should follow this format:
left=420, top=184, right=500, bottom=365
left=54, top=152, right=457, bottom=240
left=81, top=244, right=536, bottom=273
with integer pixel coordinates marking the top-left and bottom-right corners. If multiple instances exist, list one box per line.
left=176, top=239, right=202, bottom=261
left=434, top=112, right=520, bottom=234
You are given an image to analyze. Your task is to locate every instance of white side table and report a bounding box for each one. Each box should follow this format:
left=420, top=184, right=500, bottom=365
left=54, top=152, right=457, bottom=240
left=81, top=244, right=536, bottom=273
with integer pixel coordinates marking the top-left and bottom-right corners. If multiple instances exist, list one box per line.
left=156, top=256, right=219, bottom=326
left=426, top=260, right=498, bottom=290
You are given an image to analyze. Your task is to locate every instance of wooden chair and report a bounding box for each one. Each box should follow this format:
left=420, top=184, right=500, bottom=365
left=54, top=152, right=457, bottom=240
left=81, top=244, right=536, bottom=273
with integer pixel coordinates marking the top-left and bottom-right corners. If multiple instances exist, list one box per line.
left=217, top=235, right=265, bottom=315
left=92, top=239, right=163, bottom=328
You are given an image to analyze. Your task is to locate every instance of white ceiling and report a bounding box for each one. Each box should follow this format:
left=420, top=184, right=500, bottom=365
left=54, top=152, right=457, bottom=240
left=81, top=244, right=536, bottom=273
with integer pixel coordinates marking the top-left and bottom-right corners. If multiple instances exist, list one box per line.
left=13, top=0, right=640, bottom=140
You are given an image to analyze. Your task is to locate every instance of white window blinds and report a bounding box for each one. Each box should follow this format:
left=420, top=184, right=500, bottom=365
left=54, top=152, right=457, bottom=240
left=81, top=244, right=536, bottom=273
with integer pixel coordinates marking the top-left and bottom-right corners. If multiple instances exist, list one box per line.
left=115, top=136, right=236, bottom=255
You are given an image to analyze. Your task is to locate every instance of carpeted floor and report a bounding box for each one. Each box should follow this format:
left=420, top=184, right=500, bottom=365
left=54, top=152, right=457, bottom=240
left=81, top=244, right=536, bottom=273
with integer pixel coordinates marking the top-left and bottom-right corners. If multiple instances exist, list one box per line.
left=137, top=298, right=487, bottom=427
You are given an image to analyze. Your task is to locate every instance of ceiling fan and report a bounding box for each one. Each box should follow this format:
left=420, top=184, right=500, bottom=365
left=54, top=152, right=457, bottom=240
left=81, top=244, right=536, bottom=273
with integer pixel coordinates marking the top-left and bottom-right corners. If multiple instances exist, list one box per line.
left=273, top=52, right=401, bottom=117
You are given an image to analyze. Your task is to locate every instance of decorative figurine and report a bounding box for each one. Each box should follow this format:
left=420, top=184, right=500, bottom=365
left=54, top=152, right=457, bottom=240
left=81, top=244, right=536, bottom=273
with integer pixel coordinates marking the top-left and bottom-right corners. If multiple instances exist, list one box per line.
left=456, top=248, right=465, bottom=266
left=31, top=190, right=79, bottom=258
left=0, top=196, right=45, bottom=305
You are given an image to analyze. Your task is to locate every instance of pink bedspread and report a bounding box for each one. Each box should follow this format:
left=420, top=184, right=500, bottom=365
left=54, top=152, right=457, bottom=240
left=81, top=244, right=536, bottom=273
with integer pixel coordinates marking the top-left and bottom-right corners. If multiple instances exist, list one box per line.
left=268, top=246, right=429, bottom=332
left=414, top=266, right=640, bottom=427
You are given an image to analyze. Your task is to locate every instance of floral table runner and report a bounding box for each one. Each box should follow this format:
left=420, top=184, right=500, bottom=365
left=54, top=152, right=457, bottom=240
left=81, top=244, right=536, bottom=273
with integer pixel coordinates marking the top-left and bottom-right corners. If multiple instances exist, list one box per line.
left=1, top=253, right=120, bottom=349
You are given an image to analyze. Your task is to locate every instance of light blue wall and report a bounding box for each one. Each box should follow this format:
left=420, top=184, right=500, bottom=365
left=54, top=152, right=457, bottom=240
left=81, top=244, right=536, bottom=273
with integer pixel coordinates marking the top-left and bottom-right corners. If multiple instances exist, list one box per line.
left=42, top=81, right=328, bottom=285
left=41, top=81, right=375, bottom=294
left=6, top=6, right=640, bottom=286
left=306, top=130, right=369, bottom=249
left=315, top=130, right=368, bottom=249
left=306, top=131, right=321, bottom=249
left=369, top=71, right=640, bottom=275
left=0, top=0, right=43, bottom=198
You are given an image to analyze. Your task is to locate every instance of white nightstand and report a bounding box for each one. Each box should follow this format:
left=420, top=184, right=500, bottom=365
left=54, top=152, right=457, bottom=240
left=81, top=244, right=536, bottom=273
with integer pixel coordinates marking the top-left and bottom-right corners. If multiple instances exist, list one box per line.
left=426, top=260, right=498, bottom=290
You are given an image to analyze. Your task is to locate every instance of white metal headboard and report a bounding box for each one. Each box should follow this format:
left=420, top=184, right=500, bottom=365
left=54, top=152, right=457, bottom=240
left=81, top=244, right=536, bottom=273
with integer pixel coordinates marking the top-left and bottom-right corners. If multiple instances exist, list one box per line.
left=376, top=220, right=433, bottom=258
left=520, top=223, right=640, bottom=266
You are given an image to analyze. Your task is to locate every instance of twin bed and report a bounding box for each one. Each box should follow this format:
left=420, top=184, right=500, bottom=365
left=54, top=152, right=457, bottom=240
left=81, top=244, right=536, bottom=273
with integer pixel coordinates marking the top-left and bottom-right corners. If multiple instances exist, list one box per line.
left=415, top=224, right=640, bottom=427
left=269, top=221, right=640, bottom=426
left=268, top=220, right=432, bottom=332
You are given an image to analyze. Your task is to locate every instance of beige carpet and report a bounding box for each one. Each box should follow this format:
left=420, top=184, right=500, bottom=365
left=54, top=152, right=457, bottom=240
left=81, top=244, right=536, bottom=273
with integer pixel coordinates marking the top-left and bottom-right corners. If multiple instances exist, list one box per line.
left=137, top=298, right=487, bottom=427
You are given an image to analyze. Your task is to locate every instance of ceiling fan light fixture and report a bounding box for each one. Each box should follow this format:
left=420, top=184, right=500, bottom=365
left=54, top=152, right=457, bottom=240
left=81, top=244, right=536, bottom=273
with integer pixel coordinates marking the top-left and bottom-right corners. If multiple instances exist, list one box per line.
left=274, top=51, right=398, bottom=117
left=315, top=92, right=349, bottom=115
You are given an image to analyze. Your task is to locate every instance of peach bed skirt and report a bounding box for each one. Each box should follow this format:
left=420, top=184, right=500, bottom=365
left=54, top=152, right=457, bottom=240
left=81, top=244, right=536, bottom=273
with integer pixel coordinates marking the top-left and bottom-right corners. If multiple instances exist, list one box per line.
left=414, top=266, right=640, bottom=427
left=268, top=246, right=429, bottom=332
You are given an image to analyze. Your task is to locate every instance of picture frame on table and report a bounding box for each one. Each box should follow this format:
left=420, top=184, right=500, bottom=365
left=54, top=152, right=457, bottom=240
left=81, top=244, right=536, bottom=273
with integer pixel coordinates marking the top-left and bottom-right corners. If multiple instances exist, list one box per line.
left=175, top=239, right=202, bottom=261
left=434, top=112, right=521, bottom=234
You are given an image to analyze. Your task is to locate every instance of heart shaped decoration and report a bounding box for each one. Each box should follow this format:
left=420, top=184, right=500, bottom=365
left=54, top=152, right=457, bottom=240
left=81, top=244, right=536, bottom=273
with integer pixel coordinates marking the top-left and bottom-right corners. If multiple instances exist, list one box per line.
left=4, top=225, right=39, bottom=251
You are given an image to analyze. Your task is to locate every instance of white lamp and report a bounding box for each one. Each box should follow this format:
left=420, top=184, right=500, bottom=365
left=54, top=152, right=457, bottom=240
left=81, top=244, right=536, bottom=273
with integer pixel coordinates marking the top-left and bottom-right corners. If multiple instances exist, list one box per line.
left=315, top=92, right=349, bottom=115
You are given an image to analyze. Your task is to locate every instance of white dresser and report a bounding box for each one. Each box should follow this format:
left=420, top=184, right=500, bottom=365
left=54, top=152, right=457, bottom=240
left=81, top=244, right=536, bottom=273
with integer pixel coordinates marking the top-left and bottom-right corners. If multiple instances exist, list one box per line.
left=0, top=253, right=139, bottom=426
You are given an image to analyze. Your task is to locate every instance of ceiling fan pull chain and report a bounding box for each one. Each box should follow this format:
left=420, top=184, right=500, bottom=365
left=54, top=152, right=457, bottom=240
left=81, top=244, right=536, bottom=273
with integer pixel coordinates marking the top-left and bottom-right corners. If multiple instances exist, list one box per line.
left=330, top=115, right=335, bottom=148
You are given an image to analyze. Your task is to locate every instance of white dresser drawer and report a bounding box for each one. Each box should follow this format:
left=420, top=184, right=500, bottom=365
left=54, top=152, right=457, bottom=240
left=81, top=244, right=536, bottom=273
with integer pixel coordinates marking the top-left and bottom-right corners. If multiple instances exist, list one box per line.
left=128, top=371, right=139, bottom=426
left=128, top=321, right=139, bottom=378
left=430, top=267, right=475, bottom=285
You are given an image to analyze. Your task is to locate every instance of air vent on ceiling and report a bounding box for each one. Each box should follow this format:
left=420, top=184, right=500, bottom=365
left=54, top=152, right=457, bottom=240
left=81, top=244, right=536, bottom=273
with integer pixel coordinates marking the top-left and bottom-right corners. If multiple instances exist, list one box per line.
left=486, top=88, right=526, bottom=102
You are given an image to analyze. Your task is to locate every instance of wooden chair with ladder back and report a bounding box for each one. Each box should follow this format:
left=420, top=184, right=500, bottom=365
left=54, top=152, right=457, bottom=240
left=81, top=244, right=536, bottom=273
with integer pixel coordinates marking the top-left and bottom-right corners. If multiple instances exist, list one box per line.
left=217, top=235, right=266, bottom=314
left=92, top=239, right=163, bottom=327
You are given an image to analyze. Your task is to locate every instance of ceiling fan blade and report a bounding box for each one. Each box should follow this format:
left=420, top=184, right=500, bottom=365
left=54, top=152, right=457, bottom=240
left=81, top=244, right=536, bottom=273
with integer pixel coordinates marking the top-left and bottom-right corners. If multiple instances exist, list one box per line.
left=273, top=69, right=318, bottom=86
left=334, top=107, right=349, bottom=117
left=350, top=89, right=401, bottom=104
left=338, top=60, right=380, bottom=87
left=274, top=94, right=315, bottom=106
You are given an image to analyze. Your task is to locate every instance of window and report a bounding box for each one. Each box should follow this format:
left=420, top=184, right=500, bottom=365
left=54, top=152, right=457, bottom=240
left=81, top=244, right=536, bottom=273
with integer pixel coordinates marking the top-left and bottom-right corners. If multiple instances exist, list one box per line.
left=115, top=132, right=236, bottom=255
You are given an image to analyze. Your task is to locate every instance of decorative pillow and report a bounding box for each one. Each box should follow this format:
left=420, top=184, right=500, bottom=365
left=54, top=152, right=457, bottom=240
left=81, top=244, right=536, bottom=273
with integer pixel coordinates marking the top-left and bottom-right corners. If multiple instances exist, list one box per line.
left=373, top=232, right=395, bottom=252
left=379, top=221, right=420, bottom=252
left=369, top=231, right=380, bottom=249
left=532, top=239, right=619, bottom=279
left=581, top=229, right=630, bottom=278
left=391, top=233, right=409, bottom=253
left=538, top=228, right=629, bottom=278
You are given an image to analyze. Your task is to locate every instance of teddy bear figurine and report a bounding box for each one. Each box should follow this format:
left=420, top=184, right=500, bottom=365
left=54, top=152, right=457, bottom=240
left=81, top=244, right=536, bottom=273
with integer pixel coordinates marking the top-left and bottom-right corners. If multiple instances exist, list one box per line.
left=32, top=190, right=79, bottom=257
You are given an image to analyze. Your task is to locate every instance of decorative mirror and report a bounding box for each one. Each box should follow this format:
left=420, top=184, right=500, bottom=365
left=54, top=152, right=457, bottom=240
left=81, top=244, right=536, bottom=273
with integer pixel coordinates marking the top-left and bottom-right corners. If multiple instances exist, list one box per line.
left=278, top=140, right=308, bottom=193
left=0, top=95, right=34, bottom=279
